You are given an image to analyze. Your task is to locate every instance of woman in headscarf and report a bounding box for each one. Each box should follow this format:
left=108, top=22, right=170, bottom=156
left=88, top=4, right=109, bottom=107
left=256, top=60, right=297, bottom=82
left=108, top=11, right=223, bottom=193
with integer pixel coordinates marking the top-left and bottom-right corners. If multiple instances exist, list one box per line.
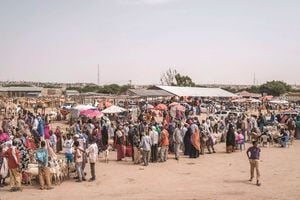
left=115, top=126, right=125, bottom=161
left=55, top=126, right=63, bottom=153
left=13, top=135, right=30, bottom=185
left=183, top=120, right=192, bottom=156
left=226, top=124, right=236, bottom=153
left=190, top=122, right=200, bottom=158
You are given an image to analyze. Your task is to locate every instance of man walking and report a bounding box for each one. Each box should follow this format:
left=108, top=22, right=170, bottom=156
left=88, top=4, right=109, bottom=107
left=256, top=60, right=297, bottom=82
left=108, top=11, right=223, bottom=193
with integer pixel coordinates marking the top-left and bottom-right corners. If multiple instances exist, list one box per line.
left=246, top=141, right=261, bottom=186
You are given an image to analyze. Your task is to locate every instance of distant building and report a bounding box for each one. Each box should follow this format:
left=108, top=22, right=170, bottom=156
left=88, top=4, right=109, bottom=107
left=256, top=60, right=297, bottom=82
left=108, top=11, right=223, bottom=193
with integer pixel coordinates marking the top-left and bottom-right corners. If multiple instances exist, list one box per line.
left=41, top=88, right=63, bottom=97
left=0, top=87, right=42, bottom=97
left=65, top=90, right=80, bottom=97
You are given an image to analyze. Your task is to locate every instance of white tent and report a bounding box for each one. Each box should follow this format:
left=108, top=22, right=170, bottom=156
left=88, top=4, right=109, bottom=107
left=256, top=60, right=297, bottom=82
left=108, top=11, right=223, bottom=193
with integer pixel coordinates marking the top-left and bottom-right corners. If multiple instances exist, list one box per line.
left=269, top=100, right=289, bottom=105
left=73, top=104, right=96, bottom=111
left=102, top=105, right=126, bottom=114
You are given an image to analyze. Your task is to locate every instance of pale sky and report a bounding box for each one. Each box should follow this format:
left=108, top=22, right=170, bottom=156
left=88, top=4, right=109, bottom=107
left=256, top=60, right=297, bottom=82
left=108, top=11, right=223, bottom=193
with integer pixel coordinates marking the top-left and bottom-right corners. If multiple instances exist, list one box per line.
left=0, top=0, right=299, bottom=85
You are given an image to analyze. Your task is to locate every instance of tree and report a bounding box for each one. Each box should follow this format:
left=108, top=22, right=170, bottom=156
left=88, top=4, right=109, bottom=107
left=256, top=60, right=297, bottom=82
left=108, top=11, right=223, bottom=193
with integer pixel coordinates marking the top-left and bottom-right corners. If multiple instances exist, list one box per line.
left=160, top=68, right=177, bottom=86
left=259, top=81, right=291, bottom=96
left=160, top=68, right=196, bottom=87
left=175, top=74, right=195, bottom=87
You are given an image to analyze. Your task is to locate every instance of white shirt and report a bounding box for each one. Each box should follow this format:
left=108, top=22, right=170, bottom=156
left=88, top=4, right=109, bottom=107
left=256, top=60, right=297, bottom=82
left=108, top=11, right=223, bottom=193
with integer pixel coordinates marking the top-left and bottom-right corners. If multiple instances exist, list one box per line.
left=149, top=130, right=159, bottom=145
left=86, top=143, right=98, bottom=163
left=64, top=139, right=74, bottom=154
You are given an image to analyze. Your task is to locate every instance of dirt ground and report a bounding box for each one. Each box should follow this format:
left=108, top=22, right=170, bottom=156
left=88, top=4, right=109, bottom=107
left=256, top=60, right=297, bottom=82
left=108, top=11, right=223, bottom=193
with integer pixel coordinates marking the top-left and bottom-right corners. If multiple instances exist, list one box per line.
left=1, top=140, right=300, bottom=200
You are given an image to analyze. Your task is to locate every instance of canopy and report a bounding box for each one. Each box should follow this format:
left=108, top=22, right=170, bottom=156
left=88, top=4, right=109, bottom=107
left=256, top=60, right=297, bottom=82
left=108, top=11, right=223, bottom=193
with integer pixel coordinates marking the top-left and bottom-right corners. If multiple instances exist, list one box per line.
left=155, top=104, right=168, bottom=111
left=80, top=109, right=103, bottom=119
left=102, top=105, right=126, bottom=114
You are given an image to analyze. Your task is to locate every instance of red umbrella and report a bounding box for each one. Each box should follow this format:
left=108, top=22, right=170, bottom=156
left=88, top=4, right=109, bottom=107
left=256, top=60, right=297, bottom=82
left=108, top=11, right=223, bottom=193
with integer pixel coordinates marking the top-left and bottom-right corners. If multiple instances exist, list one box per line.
left=155, top=104, right=168, bottom=111
left=80, top=109, right=103, bottom=119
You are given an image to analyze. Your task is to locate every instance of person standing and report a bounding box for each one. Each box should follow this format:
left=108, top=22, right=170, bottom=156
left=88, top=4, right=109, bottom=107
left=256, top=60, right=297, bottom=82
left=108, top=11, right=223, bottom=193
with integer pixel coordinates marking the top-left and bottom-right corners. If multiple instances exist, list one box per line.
left=115, top=126, right=125, bottom=161
left=246, top=141, right=261, bottom=186
left=3, top=141, right=22, bottom=192
left=50, top=131, right=57, bottom=153
left=149, top=126, right=159, bottom=162
left=140, top=132, right=152, bottom=166
left=133, top=131, right=141, bottom=164
left=159, top=126, right=169, bottom=162
left=36, top=141, right=53, bottom=190
left=74, top=141, right=86, bottom=182
left=226, top=124, right=236, bottom=153
left=173, top=123, right=183, bottom=160
left=86, top=139, right=98, bottom=181
left=190, top=122, right=200, bottom=158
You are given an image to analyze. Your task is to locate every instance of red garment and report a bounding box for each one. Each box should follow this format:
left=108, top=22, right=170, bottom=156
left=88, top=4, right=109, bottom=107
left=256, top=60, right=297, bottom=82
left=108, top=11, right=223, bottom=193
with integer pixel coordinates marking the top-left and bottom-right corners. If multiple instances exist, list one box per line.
left=44, top=125, right=50, bottom=139
left=116, top=144, right=125, bottom=161
left=4, top=147, right=20, bottom=169
left=161, top=129, right=169, bottom=146
left=25, top=137, right=36, bottom=150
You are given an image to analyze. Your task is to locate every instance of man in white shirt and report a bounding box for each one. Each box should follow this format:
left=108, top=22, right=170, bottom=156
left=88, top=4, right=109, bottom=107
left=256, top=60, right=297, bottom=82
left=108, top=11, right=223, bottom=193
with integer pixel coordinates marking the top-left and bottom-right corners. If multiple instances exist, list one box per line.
left=86, top=139, right=98, bottom=181
left=149, top=126, right=159, bottom=163
left=63, top=134, right=74, bottom=165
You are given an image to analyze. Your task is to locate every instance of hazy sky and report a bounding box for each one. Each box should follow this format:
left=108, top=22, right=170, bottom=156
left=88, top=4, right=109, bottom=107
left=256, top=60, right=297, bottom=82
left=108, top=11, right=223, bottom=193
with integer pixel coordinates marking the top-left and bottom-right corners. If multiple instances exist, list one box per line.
left=0, top=0, right=299, bottom=85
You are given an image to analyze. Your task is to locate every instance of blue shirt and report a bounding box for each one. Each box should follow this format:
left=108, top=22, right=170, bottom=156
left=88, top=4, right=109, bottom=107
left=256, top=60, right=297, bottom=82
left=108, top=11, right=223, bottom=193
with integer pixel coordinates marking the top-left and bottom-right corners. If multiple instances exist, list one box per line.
left=247, top=146, right=261, bottom=160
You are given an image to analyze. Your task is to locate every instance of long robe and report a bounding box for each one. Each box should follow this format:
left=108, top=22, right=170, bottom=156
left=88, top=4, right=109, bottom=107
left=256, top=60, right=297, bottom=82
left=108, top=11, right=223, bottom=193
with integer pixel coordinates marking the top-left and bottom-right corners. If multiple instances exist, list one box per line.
left=183, top=127, right=192, bottom=156
left=190, top=126, right=200, bottom=158
left=226, top=129, right=236, bottom=147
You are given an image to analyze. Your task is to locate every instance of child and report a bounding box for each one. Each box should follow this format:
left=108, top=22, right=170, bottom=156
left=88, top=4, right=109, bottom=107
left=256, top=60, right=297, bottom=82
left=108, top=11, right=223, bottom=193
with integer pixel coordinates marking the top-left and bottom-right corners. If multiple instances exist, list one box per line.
left=237, top=130, right=245, bottom=151
left=49, top=131, right=57, bottom=153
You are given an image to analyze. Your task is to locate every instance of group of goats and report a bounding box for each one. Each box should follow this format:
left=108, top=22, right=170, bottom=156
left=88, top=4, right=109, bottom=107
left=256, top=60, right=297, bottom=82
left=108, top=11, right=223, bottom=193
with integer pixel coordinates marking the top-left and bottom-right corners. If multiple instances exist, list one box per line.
left=25, top=156, right=73, bottom=186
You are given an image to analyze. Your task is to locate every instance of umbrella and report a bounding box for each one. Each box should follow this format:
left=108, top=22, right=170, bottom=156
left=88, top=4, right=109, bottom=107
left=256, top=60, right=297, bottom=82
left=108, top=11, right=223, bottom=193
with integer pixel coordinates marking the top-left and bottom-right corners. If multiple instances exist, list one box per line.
left=246, top=98, right=261, bottom=104
left=80, top=109, right=103, bottom=119
left=102, top=105, right=126, bottom=114
left=155, top=104, right=168, bottom=111
left=142, top=104, right=154, bottom=110
left=169, top=102, right=180, bottom=107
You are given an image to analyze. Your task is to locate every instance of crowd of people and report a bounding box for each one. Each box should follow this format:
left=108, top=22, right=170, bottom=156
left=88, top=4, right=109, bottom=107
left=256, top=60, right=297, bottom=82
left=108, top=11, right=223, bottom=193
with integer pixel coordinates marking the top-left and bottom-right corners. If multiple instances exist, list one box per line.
left=0, top=99, right=300, bottom=192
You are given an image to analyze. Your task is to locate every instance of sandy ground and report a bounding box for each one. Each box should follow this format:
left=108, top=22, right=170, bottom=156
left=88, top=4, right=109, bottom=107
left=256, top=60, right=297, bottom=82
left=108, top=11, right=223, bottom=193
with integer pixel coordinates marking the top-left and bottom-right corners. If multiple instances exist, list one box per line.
left=1, top=140, right=300, bottom=200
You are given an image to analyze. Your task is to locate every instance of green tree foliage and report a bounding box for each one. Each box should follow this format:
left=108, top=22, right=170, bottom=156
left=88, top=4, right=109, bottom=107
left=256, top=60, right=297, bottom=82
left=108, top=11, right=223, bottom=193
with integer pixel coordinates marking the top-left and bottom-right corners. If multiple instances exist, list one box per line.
left=259, top=81, right=291, bottom=96
left=66, top=84, right=130, bottom=95
left=160, top=68, right=195, bottom=87
left=175, top=74, right=196, bottom=87
left=247, top=86, right=260, bottom=93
